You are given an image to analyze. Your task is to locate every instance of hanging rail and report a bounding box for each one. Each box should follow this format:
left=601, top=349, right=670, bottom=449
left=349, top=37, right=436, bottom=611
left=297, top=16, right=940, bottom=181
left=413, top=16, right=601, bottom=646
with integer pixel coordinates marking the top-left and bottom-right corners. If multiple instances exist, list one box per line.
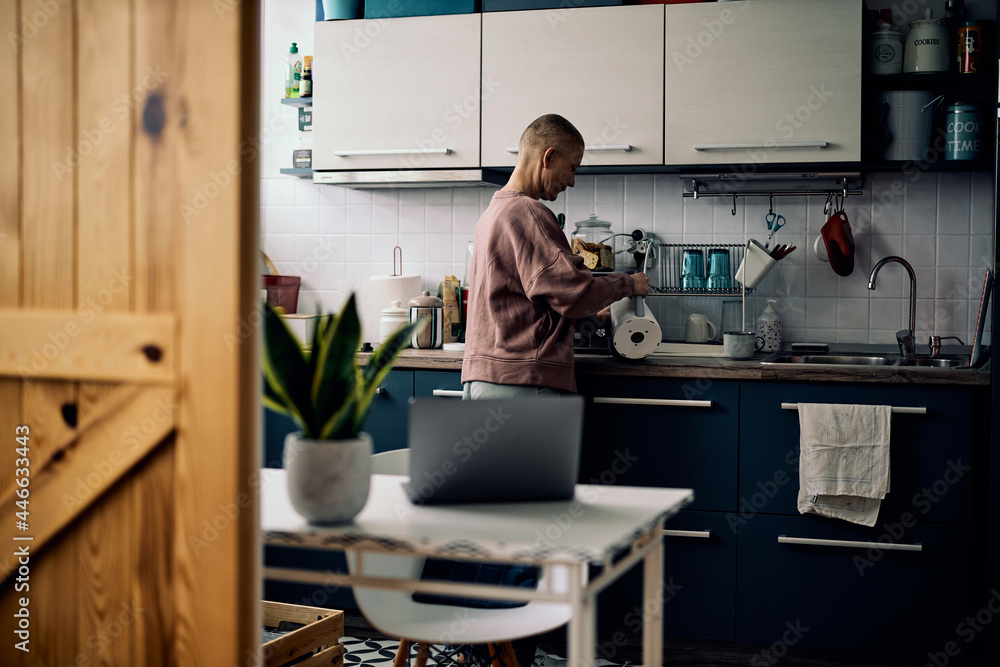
left=683, top=175, right=863, bottom=201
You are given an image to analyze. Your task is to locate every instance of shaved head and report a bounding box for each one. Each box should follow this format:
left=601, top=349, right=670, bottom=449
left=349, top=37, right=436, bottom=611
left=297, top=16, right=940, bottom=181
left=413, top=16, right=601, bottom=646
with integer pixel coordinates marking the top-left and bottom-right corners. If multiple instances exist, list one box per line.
left=518, top=114, right=584, bottom=162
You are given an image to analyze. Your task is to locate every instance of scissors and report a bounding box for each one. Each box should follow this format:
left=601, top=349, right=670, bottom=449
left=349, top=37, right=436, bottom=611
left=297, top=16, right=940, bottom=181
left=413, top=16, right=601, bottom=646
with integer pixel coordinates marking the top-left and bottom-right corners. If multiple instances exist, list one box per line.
left=765, top=211, right=786, bottom=249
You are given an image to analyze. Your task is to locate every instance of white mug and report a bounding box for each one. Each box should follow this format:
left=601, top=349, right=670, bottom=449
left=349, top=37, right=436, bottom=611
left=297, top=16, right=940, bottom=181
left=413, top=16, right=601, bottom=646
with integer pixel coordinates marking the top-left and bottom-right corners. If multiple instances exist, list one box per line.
left=685, top=313, right=718, bottom=343
left=724, top=331, right=764, bottom=359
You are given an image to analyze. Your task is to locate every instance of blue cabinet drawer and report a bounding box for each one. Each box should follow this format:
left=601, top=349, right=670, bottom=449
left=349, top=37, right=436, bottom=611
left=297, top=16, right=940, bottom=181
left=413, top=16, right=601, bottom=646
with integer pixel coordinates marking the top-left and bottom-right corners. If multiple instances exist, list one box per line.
left=736, top=513, right=971, bottom=656
left=414, top=370, right=464, bottom=398
left=739, top=383, right=975, bottom=525
left=576, top=376, right=738, bottom=511
left=364, top=369, right=413, bottom=453
left=595, top=509, right=737, bottom=644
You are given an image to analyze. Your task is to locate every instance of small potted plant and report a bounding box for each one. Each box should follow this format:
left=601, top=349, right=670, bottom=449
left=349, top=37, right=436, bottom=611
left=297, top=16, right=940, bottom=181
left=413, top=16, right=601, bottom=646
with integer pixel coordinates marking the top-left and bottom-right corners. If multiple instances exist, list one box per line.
left=262, top=294, right=425, bottom=523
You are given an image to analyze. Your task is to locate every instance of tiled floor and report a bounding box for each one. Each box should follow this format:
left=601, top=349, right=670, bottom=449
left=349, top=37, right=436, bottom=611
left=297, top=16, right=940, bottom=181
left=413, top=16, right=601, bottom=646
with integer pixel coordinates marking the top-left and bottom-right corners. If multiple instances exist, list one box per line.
left=342, top=609, right=934, bottom=667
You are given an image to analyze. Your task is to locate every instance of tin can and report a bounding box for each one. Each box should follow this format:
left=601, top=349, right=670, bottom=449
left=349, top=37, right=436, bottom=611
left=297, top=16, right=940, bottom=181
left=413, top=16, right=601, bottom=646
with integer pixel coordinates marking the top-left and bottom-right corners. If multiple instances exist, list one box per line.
left=945, top=102, right=984, bottom=160
left=959, top=20, right=996, bottom=73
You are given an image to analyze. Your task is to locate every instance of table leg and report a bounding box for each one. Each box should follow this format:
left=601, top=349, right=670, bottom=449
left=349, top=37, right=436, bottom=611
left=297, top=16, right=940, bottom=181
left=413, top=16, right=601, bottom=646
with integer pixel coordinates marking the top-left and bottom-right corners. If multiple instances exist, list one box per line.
left=567, top=563, right=596, bottom=666
left=642, top=534, right=664, bottom=667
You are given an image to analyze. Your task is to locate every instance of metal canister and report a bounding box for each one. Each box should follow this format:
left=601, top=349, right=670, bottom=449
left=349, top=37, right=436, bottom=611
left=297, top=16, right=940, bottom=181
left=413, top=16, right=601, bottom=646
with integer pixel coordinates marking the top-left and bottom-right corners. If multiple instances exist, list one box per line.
left=408, top=290, right=443, bottom=349
left=958, top=20, right=996, bottom=73
left=945, top=102, right=985, bottom=160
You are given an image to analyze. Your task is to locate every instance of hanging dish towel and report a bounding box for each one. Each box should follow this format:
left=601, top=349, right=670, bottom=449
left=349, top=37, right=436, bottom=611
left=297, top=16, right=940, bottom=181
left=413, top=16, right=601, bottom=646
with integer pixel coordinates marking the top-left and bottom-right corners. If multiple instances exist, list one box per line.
left=797, top=403, right=891, bottom=527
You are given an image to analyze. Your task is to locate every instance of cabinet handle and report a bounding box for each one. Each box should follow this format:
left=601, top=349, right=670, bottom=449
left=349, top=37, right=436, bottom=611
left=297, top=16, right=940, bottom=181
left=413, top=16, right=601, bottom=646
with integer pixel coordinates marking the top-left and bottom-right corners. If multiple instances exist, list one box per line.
left=663, top=529, right=711, bottom=539
left=505, top=144, right=633, bottom=154
left=432, top=389, right=464, bottom=398
left=592, top=397, right=713, bottom=408
left=778, top=535, right=923, bottom=552
left=780, top=403, right=926, bottom=414
left=333, top=148, right=453, bottom=157
left=693, top=141, right=829, bottom=151
left=375, top=387, right=386, bottom=396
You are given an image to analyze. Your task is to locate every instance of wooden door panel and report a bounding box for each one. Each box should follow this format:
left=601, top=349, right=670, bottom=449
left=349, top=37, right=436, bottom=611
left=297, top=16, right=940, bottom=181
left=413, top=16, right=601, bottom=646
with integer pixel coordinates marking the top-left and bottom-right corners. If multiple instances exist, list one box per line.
left=0, top=0, right=258, bottom=664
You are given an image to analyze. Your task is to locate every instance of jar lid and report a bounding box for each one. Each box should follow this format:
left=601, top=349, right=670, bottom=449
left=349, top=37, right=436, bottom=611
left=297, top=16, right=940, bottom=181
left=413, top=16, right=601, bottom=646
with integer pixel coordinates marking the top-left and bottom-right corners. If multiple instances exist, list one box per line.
left=382, top=300, right=407, bottom=316
left=961, top=20, right=994, bottom=27
left=947, top=101, right=981, bottom=111
left=870, top=28, right=901, bottom=37
left=910, top=8, right=940, bottom=26
left=573, top=213, right=613, bottom=229
left=408, top=290, right=443, bottom=308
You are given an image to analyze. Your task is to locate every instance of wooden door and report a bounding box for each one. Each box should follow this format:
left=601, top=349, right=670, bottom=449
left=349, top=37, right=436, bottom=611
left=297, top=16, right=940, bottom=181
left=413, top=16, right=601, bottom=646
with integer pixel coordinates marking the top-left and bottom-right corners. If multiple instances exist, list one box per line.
left=482, top=5, right=665, bottom=168
left=0, top=1, right=260, bottom=665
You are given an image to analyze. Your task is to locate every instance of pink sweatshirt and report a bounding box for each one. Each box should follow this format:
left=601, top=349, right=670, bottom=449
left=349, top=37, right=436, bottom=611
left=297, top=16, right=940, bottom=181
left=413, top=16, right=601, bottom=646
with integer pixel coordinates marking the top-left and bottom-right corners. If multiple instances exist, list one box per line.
left=461, top=190, right=637, bottom=393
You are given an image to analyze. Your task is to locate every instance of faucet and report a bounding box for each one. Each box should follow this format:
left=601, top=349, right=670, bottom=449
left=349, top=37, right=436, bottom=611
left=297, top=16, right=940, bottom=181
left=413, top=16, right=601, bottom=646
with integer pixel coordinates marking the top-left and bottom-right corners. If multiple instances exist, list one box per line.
left=868, top=256, right=917, bottom=358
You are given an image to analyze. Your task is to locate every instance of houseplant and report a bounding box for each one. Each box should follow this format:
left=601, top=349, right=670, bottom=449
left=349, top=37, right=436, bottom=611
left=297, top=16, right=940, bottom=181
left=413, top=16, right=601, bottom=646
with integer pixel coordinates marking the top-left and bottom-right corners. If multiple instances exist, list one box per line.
left=262, top=294, right=425, bottom=523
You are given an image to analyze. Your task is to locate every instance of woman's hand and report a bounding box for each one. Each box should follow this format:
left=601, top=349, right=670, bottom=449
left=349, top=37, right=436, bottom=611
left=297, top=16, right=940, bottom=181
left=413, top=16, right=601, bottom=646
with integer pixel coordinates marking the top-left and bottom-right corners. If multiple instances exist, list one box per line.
left=631, top=272, right=650, bottom=297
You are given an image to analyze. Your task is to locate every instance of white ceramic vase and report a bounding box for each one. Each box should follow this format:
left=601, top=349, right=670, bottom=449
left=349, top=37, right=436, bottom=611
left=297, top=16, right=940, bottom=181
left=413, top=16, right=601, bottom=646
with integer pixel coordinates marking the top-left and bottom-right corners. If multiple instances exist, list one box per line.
left=283, top=431, right=372, bottom=524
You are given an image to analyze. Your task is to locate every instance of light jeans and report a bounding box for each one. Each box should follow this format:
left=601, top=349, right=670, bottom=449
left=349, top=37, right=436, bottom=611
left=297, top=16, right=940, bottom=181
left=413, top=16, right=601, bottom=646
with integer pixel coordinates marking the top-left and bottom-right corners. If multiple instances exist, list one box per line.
left=462, top=380, right=566, bottom=400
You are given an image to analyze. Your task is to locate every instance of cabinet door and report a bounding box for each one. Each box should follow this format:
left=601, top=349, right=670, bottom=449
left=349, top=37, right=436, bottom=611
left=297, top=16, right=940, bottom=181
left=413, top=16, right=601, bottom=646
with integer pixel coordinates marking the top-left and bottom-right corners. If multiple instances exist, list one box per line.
left=576, top=376, right=738, bottom=512
left=739, top=383, right=975, bottom=525
left=363, top=369, right=413, bottom=453
left=737, top=514, right=970, bottom=656
left=664, top=0, right=861, bottom=165
left=596, top=509, right=737, bottom=643
left=313, top=14, right=481, bottom=170
left=481, top=5, right=664, bottom=168
left=414, top=370, right=464, bottom=399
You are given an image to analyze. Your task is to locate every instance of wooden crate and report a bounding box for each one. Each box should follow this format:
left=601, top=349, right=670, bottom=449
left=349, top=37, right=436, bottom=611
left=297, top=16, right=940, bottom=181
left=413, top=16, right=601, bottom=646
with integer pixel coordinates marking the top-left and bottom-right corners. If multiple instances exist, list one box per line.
left=262, top=601, right=344, bottom=667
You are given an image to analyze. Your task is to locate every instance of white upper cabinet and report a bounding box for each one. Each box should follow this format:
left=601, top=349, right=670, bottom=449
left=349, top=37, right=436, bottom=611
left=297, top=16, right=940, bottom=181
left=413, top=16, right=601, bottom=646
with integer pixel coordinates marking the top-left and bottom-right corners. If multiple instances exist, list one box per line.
left=481, top=5, right=665, bottom=168
left=313, top=14, right=481, bottom=171
left=664, top=0, right=862, bottom=166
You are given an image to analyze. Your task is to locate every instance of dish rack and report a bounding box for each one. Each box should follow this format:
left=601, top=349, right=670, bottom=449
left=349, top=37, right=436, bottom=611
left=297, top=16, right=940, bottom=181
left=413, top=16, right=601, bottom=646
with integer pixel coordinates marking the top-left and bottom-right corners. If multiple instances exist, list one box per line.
left=652, top=243, right=746, bottom=296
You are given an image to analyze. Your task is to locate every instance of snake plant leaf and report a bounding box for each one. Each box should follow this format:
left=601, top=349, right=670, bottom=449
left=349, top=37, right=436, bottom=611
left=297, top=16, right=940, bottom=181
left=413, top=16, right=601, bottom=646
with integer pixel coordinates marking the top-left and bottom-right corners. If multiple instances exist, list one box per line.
left=310, top=294, right=362, bottom=430
left=263, top=371, right=293, bottom=416
left=262, top=301, right=314, bottom=433
left=318, top=391, right=358, bottom=441
left=307, top=305, right=331, bottom=381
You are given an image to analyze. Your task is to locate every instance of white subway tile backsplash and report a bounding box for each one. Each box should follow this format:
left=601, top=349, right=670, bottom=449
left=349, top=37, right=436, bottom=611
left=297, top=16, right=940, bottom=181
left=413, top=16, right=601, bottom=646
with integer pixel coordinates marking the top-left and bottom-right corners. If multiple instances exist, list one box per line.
left=373, top=206, right=399, bottom=235
left=903, top=173, right=938, bottom=234
left=425, top=206, right=453, bottom=234
left=937, top=172, right=971, bottom=235
left=320, top=184, right=347, bottom=207
left=263, top=172, right=992, bottom=336
left=294, top=180, right=320, bottom=207
left=937, top=235, right=969, bottom=268
left=294, top=206, right=320, bottom=235
left=264, top=178, right=295, bottom=207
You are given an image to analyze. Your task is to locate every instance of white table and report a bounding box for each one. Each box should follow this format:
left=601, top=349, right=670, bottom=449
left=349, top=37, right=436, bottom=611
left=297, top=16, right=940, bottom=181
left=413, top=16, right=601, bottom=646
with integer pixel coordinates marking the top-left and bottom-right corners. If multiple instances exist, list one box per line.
left=261, top=470, right=693, bottom=666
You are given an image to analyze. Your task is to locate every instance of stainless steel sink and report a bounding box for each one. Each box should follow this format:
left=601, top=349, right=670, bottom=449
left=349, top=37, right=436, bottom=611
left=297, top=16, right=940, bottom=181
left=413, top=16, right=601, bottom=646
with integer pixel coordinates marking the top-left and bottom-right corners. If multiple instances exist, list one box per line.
left=760, top=352, right=972, bottom=368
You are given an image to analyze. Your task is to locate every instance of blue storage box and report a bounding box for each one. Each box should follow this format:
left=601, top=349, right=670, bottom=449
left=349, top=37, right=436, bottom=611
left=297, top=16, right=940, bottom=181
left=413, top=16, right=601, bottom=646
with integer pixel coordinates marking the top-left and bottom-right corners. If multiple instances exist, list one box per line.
left=365, top=0, right=479, bottom=18
left=484, top=0, right=621, bottom=10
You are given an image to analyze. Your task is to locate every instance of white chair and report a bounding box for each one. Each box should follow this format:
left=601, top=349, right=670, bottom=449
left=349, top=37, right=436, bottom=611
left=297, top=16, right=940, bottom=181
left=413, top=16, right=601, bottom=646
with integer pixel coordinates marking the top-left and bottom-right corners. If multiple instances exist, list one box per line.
left=353, top=449, right=574, bottom=666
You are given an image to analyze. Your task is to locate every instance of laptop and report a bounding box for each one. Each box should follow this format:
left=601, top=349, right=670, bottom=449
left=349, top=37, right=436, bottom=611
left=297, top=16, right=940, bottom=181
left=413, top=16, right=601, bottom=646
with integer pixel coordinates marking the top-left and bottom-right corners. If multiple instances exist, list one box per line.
left=404, top=395, right=584, bottom=505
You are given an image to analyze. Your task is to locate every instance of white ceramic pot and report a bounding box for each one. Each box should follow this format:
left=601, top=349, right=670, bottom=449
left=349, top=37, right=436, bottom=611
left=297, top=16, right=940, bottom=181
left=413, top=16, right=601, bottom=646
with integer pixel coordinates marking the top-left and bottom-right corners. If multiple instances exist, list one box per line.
left=283, top=431, right=372, bottom=524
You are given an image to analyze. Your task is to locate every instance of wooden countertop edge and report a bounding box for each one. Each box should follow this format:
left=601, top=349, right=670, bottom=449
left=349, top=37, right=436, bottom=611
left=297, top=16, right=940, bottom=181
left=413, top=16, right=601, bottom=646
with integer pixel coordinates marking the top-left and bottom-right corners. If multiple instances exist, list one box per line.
left=359, top=350, right=991, bottom=386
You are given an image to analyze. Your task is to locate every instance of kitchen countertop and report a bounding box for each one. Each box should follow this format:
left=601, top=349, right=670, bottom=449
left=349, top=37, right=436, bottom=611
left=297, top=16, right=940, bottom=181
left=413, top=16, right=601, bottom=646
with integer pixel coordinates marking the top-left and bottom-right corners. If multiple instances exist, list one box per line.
left=363, top=345, right=992, bottom=387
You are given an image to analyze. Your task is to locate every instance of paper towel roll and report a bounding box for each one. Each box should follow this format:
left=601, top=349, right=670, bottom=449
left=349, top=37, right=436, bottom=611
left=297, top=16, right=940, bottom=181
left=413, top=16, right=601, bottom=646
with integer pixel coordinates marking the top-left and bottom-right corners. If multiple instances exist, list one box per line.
left=359, top=275, right=422, bottom=346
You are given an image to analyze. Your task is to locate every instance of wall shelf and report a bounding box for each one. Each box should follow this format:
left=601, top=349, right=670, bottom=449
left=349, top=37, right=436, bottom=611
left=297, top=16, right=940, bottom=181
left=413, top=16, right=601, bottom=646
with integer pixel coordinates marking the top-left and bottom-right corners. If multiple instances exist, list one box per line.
left=279, top=168, right=313, bottom=178
left=280, top=97, right=313, bottom=107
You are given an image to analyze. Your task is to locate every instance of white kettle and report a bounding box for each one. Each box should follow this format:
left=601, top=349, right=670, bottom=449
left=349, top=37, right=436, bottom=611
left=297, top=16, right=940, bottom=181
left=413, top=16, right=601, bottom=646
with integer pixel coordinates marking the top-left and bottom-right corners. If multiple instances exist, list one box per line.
left=609, top=296, right=661, bottom=360
left=903, top=9, right=949, bottom=73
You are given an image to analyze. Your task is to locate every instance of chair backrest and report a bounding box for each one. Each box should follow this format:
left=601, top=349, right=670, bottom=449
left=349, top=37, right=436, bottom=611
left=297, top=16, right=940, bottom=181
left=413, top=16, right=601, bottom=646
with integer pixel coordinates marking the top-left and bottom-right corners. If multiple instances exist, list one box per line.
left=371, top=448, right=409, bottom=475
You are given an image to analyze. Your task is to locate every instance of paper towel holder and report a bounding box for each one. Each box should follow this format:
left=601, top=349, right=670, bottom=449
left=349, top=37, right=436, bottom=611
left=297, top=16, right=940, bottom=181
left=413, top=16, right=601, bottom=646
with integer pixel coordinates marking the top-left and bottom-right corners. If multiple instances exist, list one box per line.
left=393, top=245, right=403, bottom=276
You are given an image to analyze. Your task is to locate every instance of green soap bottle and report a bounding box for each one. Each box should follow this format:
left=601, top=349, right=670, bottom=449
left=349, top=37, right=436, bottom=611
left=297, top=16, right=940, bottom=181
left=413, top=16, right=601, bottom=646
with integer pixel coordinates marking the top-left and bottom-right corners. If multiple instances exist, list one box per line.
left=285, top=42, right=300, bottom=98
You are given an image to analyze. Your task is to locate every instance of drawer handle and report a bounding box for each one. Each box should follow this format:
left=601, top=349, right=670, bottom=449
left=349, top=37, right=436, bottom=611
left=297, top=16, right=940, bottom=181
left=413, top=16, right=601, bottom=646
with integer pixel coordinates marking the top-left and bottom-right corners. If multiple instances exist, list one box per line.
left=506, top=144, right=633, bottom=154
left=333, top=148, right=453, bottom=157
left=780, top=403, right=926, bottom=414
left=375, top=387, right=386, bottom=396
left=663, top=529, right=711, bottom=539
left=778, top=535, right=923, bottom=552
left=693, top=141, right=829, bottom=151
left=432, top=389, right=464, bottom=398
left=593, top=397, right=713, bottom=408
